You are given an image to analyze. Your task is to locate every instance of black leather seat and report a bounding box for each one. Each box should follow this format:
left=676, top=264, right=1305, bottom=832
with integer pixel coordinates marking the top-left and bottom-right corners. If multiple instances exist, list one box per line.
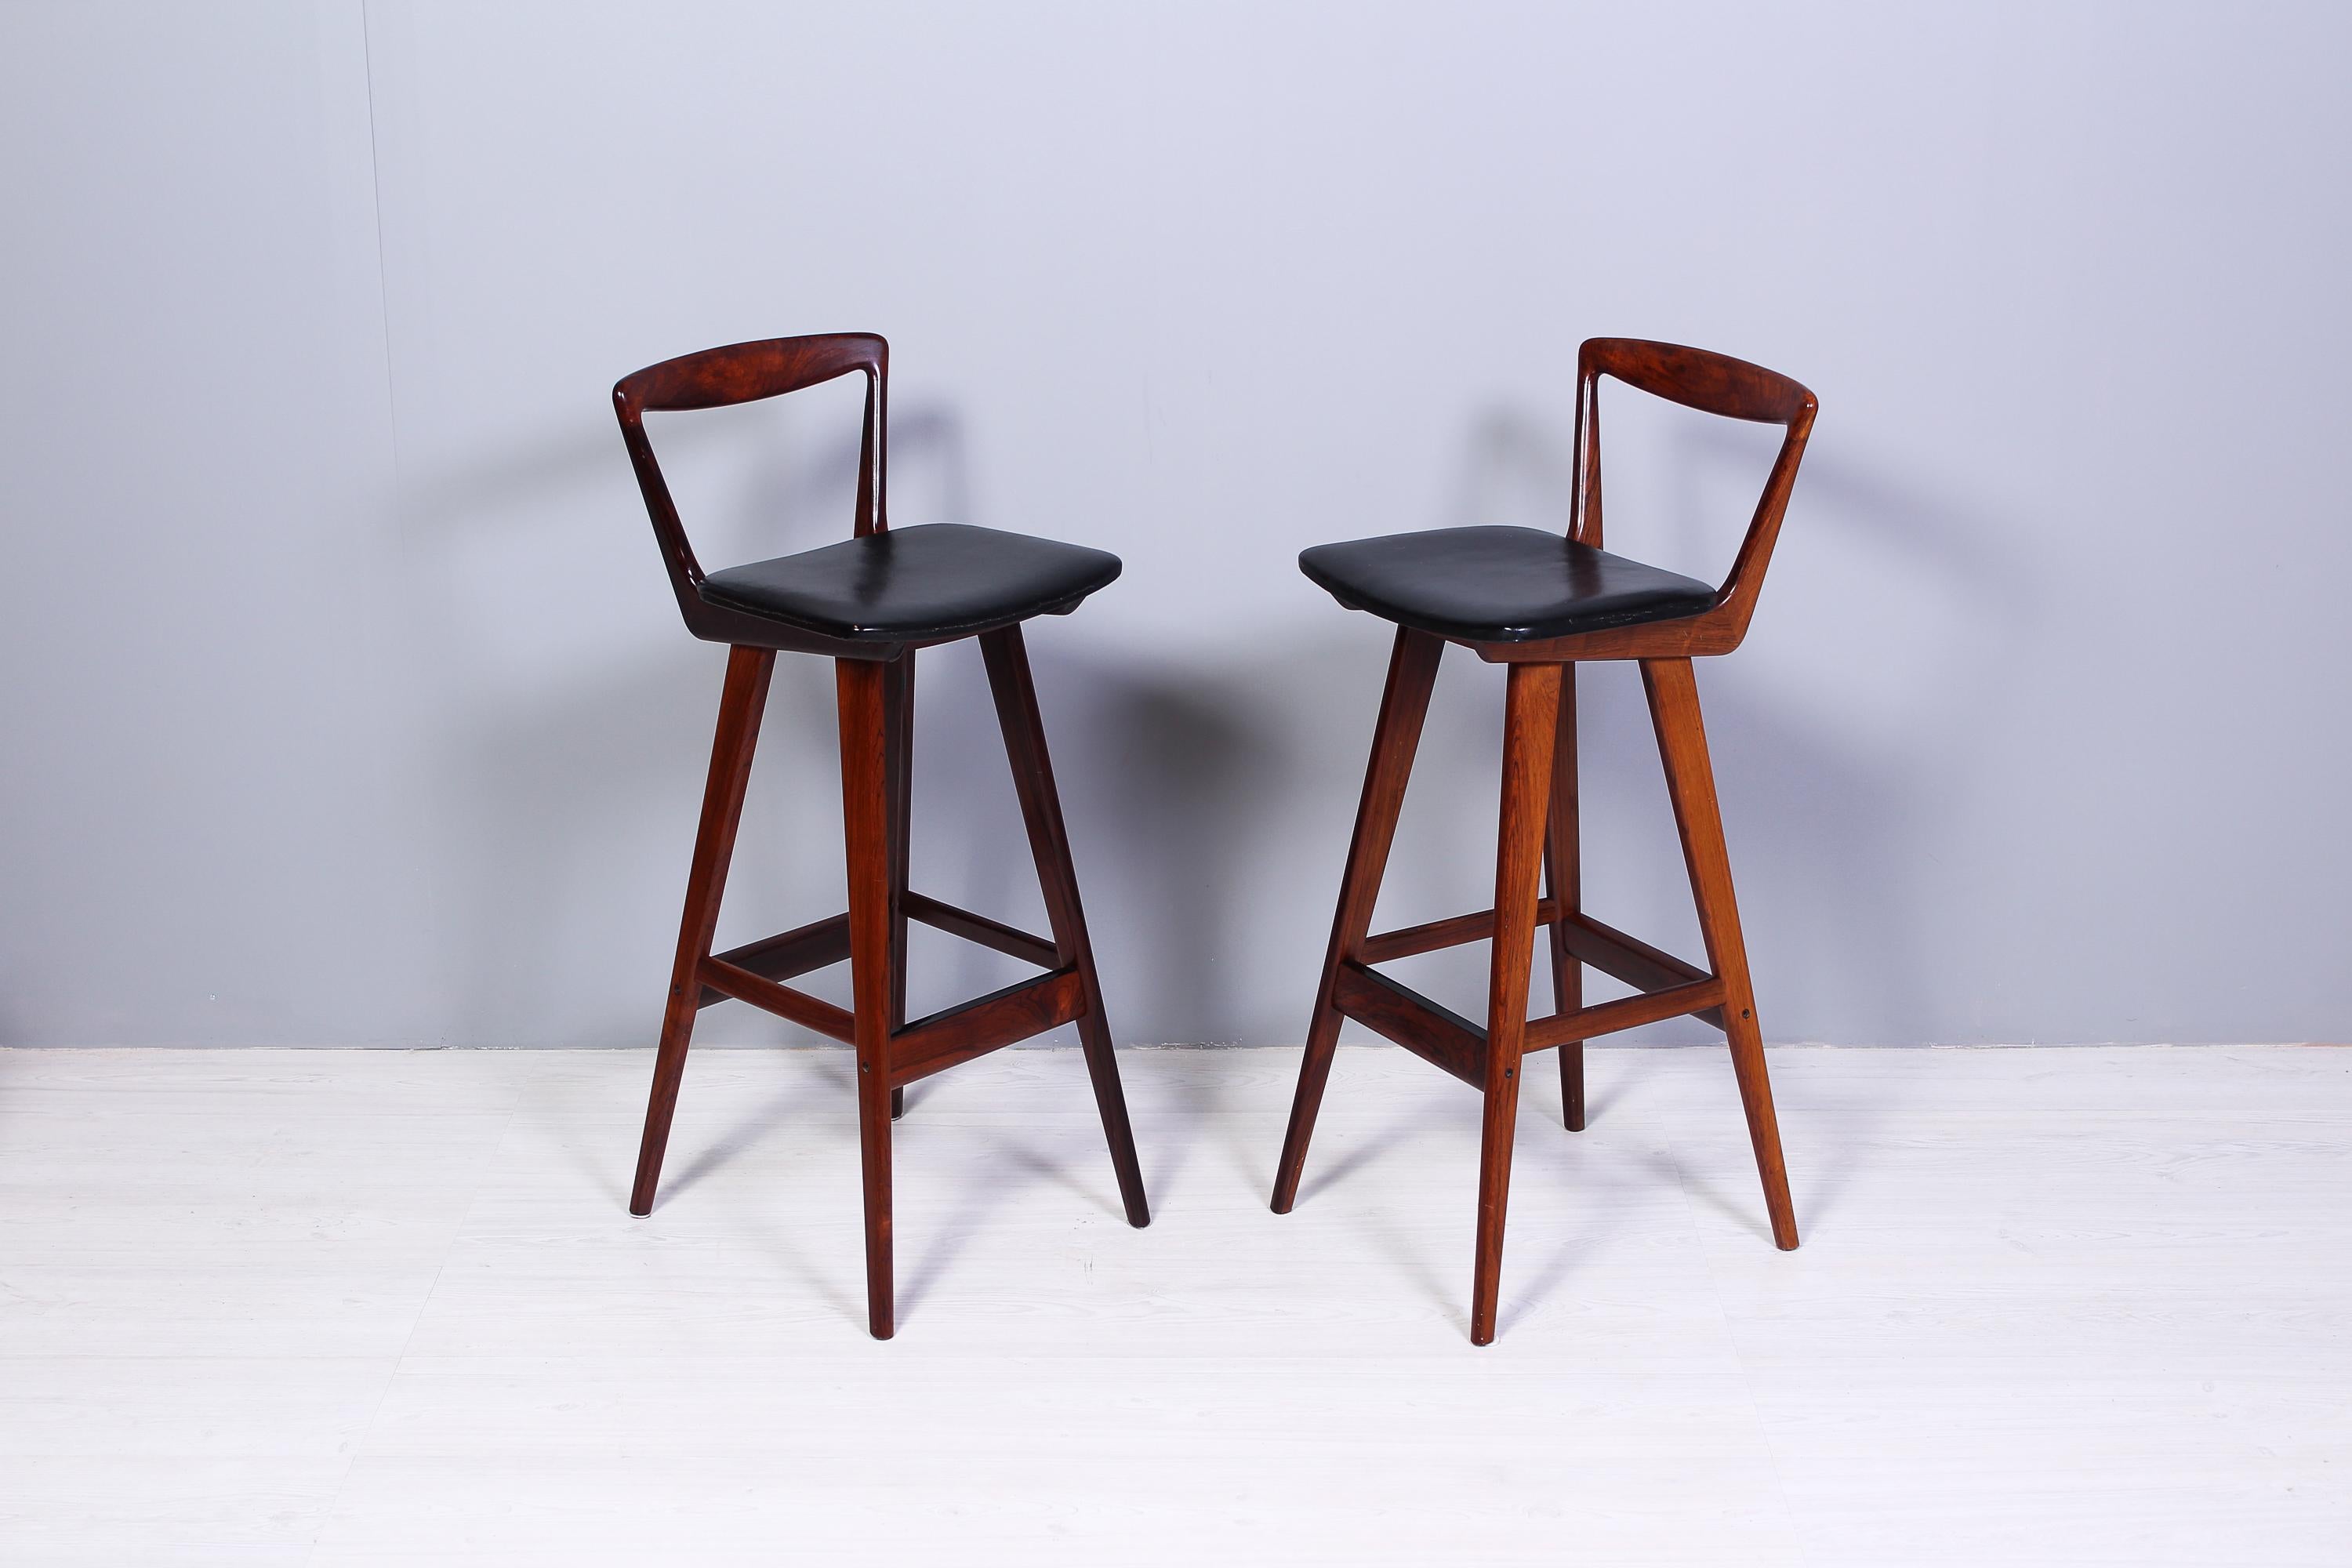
left=1298, top=525, right=1717, bottom=644
left=699, top=522, right=1122, bottom=643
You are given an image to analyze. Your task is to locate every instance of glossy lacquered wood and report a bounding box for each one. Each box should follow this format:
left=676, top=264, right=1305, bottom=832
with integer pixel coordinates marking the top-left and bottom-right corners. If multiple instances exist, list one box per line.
left=983, top=625, right=1152, bottom=1229
left=1270, top=627, right=1444, bottom=1216
left=618, top=334, right=1147, bottom=1338
left=1277, top=338, right=1814, bottom=1342
left=630, top=644, right=773, bottom=1218
left=614, top=335, right=891, bottom=655
left=615, top=336, right=1122, bottom=657
left=1472, top=339, right=1815, bottom=663
left=1472, top=662, right=1561, bottom=1343
left=1544, top=668, right=1584, bottom=1131
left=1643, top=656, right=1797, bottom=1248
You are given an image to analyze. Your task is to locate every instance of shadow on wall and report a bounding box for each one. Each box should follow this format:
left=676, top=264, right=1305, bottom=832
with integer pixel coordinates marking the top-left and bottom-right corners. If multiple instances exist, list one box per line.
left=1020, top=641, right=1294, bottom=1044
left=387, top=380, right=2033, bottom=1051
left=397, top=378, right=1413, bottom=1050
left=1423, top=403, right=2038, bottom=1045
left=394, top=395, right=977, bottom=1046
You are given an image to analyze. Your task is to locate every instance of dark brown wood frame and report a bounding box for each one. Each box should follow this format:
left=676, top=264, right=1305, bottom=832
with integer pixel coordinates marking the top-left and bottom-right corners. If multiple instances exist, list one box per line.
left=1272, top=339, right=1816, bottom=1345
left=615, top=334, right=1149, bottom=1341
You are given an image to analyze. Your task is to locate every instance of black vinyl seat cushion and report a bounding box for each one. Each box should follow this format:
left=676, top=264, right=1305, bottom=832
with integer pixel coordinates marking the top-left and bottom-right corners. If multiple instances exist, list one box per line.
left=1299, top=525, right=1718, bottom=644
left=699, top=523, right=1122, bottom=643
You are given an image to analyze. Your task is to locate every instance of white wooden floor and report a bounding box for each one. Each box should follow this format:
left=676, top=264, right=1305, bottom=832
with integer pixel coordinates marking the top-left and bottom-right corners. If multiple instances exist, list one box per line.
left=2, top=1043, right=2347, bottom=1565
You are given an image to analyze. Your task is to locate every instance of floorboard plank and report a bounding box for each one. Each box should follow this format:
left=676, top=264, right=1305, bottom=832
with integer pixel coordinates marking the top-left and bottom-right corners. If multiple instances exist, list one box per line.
left=1, top=1043, right=2345, bottom=1564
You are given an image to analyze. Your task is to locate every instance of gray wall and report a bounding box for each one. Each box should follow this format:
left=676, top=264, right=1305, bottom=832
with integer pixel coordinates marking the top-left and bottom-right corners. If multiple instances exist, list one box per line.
left=5, top=2, right=2347, bottom=1047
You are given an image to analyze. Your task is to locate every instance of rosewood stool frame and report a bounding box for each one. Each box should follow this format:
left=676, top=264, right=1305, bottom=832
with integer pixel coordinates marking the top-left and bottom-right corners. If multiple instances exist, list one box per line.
left=614, top=333, right=1148, bottom=1341
left=1272, top=339, right=1817, bottom=1345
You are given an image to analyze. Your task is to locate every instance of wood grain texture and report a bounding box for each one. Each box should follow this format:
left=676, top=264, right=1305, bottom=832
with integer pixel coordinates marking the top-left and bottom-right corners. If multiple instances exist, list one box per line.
left=886, top=650, right=914, bottom=1122
left=1544, top=666, right=1584, bottom=1130
left=901, top=891, right=1058, bottom=970
left=695, top=957, right=856, bottom=1042
left=1471, top=660, right=1560, bottom=1344
left=891, top=969, right=1085, bottom=1086
left=699, top=913, right=851, bottom=1007
left=1555, top=912, right=1724, bottom=1029
left=612, top=332, right=895, bottom=653
left=1523, top=978, right=1728, bottom=1054
left=630, top=644, right=772, bottom=1217
left=6, top=1044, right=2348, bottom=1566
left=1331, top=962, right=1485, bottom=1087
left=1272, top=627, right=1444, bottom=1214
left=982, top=623, right=1151, bottom=1229
left=1356, top=899, right=1565, bottom=966
left=838, top=655, right=899, bottom=1337
left=1644, top=655, right=1798, bottom=1250
left=1473, top=337, right=1816, bottom=666
left=621, top=348, right=1147, bottom=1335
left=1288, top=339, right=1815, bottom=1338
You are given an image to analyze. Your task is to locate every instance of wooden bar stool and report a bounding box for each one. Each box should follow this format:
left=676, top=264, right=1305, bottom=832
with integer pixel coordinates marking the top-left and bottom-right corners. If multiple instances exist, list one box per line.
left=1271, top=339, right=1817, bottom=1345
left=612, top=332, right=1149, bottom=1339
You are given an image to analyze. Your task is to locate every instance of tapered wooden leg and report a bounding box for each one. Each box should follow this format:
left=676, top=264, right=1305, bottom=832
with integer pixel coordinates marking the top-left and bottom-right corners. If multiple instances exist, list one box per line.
left=630, top=645, right=774, bottom=1218
left=1471, top=661, right=1562, bottom=1345
left=839, top=656, right=898, bottom=1337
left=980, top=625, right=1151, bottom=1229
left=1642, top=657, right=1798, bottom=1251
left=1543, top=665, right=1584, bottom=1132
left=1272, top=627, right=1445, bottom=1214
left=886, top=652, right=914, bottom=1123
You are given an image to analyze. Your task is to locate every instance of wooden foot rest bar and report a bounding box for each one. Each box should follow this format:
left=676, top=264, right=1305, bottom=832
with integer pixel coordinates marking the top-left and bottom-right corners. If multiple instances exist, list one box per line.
left=1333, top=955, right=1729, bottom=1084
left=891, top=967, right=1084, bottom=1086
left=698, top=956, right=856, bottom=1041
left=1522, top=976, right=1726, bottom=1051
left=1356, top=900, right=1563, bottom=965
left=699, top=913, right=851, bottom=1006
left=902, top=891, right=1058, bottom=969
left=1332, top=963, right=1485, bottom=1087
left=1554, top=913, right=1726, bottom=1029
left=702, top=938, right=1083, bottom=1082
left=699, top=896, right=1057, bottom=1013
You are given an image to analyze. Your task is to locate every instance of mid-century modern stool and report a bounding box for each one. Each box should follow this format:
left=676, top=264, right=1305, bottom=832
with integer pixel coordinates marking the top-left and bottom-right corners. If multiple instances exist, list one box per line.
left=1272, top=339, right=1817, bottom=1345
left=612, top=332, right=1149, bottom=1339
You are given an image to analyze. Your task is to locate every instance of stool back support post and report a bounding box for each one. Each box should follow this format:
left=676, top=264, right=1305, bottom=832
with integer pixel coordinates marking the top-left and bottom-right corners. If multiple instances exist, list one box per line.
left=1573, top=339, right=1816, bottom=643
left=1472, top=339, right=1815, bottom=665
left=613, top=332, right=891, bottom=649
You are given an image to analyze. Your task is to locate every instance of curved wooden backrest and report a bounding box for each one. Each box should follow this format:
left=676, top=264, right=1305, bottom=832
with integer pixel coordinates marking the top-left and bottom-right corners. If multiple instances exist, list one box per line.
left=618, top=332, right=887, bottom=414
left=1581, top=338, right=1811, bottom=425
left=1571, top=338, right=1817, bottom=652
left=612, top=333, right=890, bottom=622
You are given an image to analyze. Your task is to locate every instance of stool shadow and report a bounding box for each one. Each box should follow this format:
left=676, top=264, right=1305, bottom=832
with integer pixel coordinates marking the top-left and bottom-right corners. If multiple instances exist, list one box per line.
left=895, top=1138, right=1106, bottom=1324
left=394, top=393, right=973, bottom=1051
left=1426, top=402, right=2035, bottom=1261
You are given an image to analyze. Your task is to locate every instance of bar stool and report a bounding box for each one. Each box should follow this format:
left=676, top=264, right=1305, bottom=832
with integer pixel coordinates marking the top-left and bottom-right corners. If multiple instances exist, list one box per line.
left=1272, top=339, right=1817, bottom=1345
left=612, top=333, right=1149, bottom=1339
